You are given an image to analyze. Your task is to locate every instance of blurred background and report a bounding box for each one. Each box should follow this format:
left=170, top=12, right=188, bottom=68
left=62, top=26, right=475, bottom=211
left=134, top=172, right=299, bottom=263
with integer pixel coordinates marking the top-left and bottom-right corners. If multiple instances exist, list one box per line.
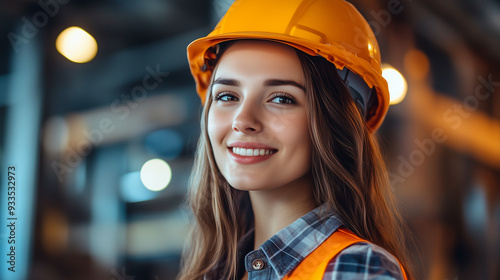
left=0, top=0, right=499, bottom=279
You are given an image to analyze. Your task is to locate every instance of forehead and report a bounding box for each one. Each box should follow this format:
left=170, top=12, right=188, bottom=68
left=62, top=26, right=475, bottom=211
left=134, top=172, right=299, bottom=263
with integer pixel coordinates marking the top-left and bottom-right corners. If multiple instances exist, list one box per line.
left=214, top=40, right=304, bottom=82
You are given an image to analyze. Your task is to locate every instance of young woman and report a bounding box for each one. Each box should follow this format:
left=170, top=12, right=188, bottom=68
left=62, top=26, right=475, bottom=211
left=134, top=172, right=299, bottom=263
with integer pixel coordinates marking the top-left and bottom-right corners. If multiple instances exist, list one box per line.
left=179, top=0, right=412, bottom=279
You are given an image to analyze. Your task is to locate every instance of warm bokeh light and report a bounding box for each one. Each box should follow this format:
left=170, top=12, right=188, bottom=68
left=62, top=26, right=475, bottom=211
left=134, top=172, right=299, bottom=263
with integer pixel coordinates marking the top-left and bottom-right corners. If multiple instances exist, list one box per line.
left=404, top=48, right=430, bottom=81
left=382, top=65, right=408, bottom=105
left=140, top=159, right=172, bottom=191
left=56, top=26, right=98, bottom=63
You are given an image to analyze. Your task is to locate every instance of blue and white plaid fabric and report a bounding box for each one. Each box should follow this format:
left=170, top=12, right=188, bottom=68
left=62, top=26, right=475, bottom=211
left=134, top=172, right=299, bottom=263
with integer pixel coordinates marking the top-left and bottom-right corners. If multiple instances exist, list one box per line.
left=205, top=205, right=405, bottom=280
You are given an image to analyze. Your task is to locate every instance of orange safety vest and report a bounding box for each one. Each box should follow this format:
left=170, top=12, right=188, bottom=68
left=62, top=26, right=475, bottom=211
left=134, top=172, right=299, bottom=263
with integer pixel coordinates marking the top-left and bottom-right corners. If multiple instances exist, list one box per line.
left=282, top=228, right=408, bottom=280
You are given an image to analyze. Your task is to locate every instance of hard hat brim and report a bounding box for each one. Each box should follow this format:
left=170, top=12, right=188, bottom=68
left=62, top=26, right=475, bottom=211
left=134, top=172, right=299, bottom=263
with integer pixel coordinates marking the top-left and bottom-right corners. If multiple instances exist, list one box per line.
left=187, top=32, right=389, bottom=131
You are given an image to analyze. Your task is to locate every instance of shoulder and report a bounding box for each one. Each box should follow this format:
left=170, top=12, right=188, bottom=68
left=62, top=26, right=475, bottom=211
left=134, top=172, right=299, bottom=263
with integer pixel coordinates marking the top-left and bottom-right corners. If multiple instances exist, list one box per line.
left=322, top=242, right=405, bottom=280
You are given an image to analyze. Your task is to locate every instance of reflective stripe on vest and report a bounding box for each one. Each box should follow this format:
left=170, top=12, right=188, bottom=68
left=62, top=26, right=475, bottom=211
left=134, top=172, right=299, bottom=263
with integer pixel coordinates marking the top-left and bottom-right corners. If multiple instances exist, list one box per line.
left=282, top=228, right=408, bottom=280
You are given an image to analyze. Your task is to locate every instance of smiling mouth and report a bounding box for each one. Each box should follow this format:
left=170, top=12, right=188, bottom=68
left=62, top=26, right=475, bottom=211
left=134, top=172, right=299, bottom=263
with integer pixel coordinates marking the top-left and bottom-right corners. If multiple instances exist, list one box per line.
left=230, top=147, right=278, bottom=156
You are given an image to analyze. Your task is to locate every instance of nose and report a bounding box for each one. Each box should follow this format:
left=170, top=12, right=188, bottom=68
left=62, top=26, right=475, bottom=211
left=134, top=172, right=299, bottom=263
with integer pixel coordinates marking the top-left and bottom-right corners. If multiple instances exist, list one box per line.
left=232, top=100, right=263, bottom=134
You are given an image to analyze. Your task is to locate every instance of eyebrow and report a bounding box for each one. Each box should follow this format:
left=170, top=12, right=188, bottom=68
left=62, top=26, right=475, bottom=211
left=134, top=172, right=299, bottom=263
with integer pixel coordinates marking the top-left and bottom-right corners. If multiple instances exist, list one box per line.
left=212, top=78, right=305, bottom=91
left=264, top=79, right=305, bottom=91
left=212, top=78, right=240, bottom=86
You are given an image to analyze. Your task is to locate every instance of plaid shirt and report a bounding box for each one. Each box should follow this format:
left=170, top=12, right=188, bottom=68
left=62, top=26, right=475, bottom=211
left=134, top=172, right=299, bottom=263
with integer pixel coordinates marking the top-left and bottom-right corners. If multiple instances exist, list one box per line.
left=205, top=205, right=405, bottom=280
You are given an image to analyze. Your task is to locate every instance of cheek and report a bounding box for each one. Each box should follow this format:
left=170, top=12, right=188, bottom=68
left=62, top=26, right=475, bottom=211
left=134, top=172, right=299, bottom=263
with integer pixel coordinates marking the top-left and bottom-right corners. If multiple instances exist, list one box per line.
left=276, top=113, right=310, bottom=139
left=280, top=114, right=312, bottom=156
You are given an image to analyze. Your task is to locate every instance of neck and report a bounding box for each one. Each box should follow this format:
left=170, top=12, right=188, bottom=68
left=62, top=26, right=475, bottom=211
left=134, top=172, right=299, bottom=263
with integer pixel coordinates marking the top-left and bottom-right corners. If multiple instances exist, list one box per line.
left=249, top=175, right=315, bottom=250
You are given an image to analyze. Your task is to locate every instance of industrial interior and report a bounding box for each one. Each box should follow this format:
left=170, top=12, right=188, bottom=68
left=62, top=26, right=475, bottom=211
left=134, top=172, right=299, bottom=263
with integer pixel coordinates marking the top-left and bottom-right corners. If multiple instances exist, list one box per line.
left=0, top=0, right=499, bottom=279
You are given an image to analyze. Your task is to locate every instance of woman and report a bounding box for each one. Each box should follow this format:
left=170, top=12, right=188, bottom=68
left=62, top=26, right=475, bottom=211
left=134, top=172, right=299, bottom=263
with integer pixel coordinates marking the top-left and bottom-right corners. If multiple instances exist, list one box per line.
left=179, top=0, right=412, bottom=279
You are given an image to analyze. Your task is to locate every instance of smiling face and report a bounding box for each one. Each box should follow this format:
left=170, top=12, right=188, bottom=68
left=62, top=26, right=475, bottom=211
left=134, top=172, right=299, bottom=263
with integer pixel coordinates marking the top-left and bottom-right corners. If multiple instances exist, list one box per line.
left=207, top=40, right=313, bottom=192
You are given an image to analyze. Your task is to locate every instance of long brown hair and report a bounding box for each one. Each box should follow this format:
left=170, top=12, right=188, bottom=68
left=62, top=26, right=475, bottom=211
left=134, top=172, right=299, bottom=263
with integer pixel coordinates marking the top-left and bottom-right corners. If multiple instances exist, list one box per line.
left=178, top=42, right=412, bottom=280
left=299, top=53, right=413, bottom=277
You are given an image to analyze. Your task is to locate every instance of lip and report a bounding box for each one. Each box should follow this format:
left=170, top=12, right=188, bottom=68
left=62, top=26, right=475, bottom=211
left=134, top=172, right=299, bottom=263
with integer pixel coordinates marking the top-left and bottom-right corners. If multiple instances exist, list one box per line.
left=227, top=142, right=278, bottom=165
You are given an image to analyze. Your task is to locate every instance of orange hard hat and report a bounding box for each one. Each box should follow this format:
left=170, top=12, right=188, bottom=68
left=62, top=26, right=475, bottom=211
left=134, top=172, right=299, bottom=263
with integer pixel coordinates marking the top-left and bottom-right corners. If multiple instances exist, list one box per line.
left=187, top=0, right=389, bottom=131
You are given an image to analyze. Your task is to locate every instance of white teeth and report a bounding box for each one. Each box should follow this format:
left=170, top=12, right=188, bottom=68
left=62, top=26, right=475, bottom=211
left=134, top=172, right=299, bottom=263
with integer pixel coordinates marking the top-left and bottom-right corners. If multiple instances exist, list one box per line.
left=232, top=147, right=275, bottom=157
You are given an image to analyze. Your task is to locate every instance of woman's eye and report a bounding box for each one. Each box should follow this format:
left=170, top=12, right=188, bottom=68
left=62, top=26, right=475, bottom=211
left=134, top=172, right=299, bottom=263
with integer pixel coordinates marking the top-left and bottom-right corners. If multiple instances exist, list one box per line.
left=214, top=93, right=238, bottom=102
left=270, top=94, right=296, bottom=104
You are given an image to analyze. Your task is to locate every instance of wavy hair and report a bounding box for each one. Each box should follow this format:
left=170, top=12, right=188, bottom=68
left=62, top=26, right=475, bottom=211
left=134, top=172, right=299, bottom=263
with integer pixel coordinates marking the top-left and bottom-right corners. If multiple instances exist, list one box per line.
left=178, top=43, right=412, bottom=280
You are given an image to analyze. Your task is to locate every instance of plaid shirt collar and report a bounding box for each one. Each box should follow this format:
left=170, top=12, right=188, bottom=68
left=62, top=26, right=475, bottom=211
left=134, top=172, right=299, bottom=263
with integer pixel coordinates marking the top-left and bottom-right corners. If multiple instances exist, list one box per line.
left=241, top=205, right=342, bottom=279
left=204, top=205, right=342, bottom=280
